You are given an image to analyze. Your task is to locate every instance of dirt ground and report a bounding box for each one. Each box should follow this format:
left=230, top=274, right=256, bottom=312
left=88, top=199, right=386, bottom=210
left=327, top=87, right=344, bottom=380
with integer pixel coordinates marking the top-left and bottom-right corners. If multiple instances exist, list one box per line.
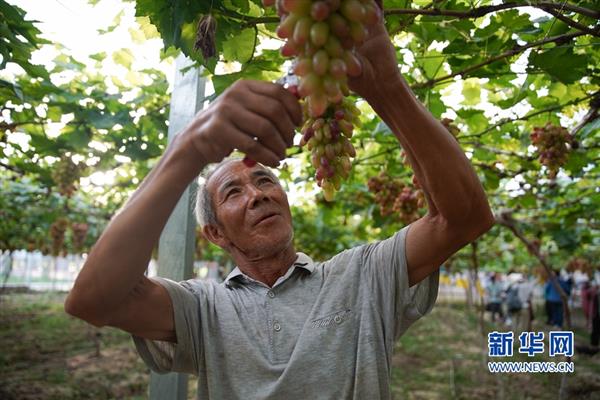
left=1, top=292, right=598, bottom=399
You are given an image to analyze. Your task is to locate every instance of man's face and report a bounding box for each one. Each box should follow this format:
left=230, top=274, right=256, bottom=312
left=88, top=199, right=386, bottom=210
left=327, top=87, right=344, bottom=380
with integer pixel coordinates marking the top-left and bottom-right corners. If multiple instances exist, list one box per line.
left=205, top=160, right=294, bottom=257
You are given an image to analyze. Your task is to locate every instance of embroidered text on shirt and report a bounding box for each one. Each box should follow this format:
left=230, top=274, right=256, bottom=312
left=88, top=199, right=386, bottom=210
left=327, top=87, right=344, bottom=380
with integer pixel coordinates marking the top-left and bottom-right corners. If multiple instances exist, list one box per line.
left=311, top=309, right=352, bottom=328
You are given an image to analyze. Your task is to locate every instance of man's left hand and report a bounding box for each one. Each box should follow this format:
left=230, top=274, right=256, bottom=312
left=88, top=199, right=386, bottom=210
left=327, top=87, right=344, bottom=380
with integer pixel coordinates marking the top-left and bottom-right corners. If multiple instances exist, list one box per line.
left=347, top=2, right=403, bottom=101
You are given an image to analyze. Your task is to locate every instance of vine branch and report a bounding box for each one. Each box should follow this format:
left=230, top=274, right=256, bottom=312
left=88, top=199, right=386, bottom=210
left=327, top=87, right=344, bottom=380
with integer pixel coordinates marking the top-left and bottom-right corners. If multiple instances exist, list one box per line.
left=237, top=2, right=599, bottom=27
left=385, top=1, right=599, bottom=20
left=459, top=92, right=597, bottom=139
left=495, top=210, right=572, bottom=328
left=542, top=8, right=600, bottom=37
left=570, top=93, right=599, bottom=136
left=412, top=31, right=587, bottom=89
left=0, top=161, right=25, bottom=176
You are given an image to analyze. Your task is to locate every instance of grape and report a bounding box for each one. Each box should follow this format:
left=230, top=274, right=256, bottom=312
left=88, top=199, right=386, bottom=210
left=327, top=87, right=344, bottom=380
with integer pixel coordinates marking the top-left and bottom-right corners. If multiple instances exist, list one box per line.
left=242, top=156, right=257, bottom=168
left=293, top=17, right=312, bottom=46
left=280, top=40, right=298, bottom=56
left=325, top=0, right=341, bottom=10
left=328, top=58, right=347, bottom=79
left=310, top=22, right=330, bottom=47
left=349, top=21, right=367, bottom=44
left=343, top=51, right=361, bottom=77
left=277, top=14, right=299, bottom=39
left=298, top=73, right=321, bottom=97
left=282, top=0, right=311, bottom=15
left=312, top=50, right=330, bottom=75
left=329, top=13, right=350, bottom=38
left=307, top=92, right=328, bottom=117
left=322, top=75, right=341, bottom=97
left=294, top=57, right=312, bottom=76
left=311, top=1, right=330, bottom=21
left=363, top=3, right=381, bottom=25
left=262, top=0, right=381, bottom=201
left=341, top=0, right=366, bottom=22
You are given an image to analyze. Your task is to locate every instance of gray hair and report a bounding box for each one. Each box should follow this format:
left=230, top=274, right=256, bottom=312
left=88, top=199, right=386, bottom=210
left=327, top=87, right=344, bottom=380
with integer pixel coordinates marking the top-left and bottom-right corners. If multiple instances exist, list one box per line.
left=194, top=156, right=280, bottom=229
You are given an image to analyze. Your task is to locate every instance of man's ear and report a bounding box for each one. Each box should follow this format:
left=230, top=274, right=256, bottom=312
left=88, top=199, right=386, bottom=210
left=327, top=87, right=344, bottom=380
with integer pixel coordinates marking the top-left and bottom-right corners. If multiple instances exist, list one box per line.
left=202, top=224, right=230, bottom=250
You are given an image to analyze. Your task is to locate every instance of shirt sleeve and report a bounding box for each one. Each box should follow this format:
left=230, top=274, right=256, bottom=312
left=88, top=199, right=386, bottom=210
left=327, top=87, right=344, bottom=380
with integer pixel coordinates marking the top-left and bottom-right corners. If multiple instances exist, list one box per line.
left=132, top=277, right=203, bottom=375
left=361, top=225, right=439, bottom=342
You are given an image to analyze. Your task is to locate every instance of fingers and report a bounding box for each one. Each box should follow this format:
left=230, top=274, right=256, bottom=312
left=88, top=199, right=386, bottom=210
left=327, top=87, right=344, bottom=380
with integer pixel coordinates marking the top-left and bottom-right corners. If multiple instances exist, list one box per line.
left=231, top=127, right=282, bottom=168
left=229, top=108, right=287, bottom=166
left=205, top=79, right=303, bottom=167
left=245, top=80, right=303, bottom=127
left=243, top=90, right=297, bottom=147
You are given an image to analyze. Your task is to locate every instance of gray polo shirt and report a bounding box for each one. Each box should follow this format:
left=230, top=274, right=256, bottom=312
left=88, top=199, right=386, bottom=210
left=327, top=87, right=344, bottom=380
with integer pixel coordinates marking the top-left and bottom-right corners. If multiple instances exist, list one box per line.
left=133, top=225, right=439, bottom=399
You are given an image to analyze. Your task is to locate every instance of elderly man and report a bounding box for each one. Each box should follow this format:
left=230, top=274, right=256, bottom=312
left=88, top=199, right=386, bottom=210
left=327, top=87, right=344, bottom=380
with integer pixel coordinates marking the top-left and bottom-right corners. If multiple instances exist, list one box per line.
left=65, top=11, right=494, bottom=400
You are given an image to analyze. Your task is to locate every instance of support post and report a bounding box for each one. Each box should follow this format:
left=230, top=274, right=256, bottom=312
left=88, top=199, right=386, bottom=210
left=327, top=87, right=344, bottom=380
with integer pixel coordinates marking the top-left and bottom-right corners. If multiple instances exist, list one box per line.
left=149, top=54, right=206, bottom=400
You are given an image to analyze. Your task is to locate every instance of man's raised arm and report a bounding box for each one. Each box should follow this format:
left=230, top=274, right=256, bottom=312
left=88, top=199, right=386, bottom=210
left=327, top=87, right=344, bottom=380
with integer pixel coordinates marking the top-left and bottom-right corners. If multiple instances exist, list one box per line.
left=348, top=13, right=494, bottom=287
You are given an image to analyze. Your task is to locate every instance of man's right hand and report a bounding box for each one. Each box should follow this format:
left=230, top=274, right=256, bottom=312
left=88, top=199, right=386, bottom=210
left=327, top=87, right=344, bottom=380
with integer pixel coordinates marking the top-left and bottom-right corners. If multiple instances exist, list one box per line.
left=183, top=79, right=303, bottom=168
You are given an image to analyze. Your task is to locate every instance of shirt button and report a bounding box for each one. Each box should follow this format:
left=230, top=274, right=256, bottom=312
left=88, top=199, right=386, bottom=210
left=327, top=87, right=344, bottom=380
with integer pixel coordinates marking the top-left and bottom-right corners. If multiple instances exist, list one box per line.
left=267, top=291, right=275, bottom=298
left=334, top=315, right=342, bottom=324
left=273, top=322, right=281, bottom=332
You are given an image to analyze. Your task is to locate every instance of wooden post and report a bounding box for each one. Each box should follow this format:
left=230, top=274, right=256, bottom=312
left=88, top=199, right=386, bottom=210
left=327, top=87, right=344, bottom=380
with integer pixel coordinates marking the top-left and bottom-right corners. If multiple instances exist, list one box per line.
left=149, top=54, right=206, bottom=400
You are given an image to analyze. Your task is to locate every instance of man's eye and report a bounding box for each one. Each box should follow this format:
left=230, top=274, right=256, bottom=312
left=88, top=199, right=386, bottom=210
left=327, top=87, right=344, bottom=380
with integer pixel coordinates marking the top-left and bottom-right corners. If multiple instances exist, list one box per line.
left=259, top=178, right=272, bottom=185
left=226, top=188, right=240, bottom=198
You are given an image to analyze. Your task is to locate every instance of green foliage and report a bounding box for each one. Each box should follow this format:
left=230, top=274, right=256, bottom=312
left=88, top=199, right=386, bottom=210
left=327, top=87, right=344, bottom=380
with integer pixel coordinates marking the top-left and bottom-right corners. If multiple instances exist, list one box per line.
left=0, top=0, right=171, bottom=254
left=0, top=0, right=49, bottom=78
left=131, top=0, right=598, bottom=268
left=0, top=173, right=113, bottom=253
left=1, top=0, right=599, bottom=271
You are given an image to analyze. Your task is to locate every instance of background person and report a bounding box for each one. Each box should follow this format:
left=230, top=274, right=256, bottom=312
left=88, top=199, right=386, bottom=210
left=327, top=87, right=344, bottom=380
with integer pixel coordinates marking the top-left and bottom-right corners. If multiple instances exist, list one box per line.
left=485, top=272, right=504, bottom=323
left=545, top=269, right=572, bottom=328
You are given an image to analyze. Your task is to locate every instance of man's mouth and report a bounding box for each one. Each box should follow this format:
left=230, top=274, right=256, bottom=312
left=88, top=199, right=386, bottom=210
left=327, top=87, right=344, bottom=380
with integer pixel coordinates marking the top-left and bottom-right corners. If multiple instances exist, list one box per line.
left=255, top=212, right=279, bottom=225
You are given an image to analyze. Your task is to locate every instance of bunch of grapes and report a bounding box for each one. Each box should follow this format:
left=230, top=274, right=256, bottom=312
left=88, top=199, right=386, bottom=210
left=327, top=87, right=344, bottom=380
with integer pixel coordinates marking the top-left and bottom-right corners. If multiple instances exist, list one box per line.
left=50, top=218, right=69, bottom=257
left=367, top=172, right=425, bottom=223
left=530, top=123, right=574, bottom=179
left=300, top=98, right=359, bottom=200
left=367, top=173, right=404, bottom=216
left=51, top=155, right=85, bottom=198
left=392, top=186, right=423, bottom=224
left=263, top=0, right=381, bottom=200
left=441, top=117, right=460, bottom=139
left=71, top=222, right=89, bottom=253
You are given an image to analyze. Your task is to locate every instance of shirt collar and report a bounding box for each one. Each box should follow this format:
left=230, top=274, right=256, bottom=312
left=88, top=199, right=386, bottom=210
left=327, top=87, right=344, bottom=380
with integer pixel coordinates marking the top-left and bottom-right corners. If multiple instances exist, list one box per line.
left=224, top=252, right=314, bottom=286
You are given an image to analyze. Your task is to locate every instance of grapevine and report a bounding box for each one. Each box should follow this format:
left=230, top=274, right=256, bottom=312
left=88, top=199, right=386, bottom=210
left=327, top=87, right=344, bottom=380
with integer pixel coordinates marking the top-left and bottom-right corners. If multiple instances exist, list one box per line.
left=263, top=0, right=381, bottom=201
left=530, top=123, right=574, bottom=179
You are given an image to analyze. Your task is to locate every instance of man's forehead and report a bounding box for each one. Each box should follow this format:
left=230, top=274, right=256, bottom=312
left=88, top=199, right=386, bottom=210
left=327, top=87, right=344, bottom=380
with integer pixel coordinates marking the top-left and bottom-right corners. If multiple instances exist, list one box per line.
left=206, top=160, right=272, bottom=192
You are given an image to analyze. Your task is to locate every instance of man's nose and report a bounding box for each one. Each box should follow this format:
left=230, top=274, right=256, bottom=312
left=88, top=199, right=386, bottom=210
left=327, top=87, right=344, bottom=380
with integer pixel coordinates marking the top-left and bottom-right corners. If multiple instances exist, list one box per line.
left=247, top=185, right=268, bottom=208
